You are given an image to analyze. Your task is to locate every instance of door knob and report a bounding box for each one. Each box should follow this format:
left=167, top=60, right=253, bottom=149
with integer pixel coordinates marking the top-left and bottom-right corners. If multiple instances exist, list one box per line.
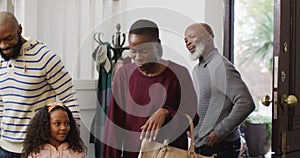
left=281, top=95, right=298, bottom=107
left=261, top=95, right=272, bottom=106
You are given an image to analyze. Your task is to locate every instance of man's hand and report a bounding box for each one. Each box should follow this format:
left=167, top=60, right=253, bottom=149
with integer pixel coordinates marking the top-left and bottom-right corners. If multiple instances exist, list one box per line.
left=206, top=131, right=222, bottom=147
left=140, top=108, right=169, bottom=141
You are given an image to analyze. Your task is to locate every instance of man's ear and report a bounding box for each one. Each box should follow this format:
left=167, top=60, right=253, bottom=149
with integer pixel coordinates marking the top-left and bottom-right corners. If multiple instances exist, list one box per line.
left=205, top=31, right=214, bottom=41
left=18, top=24, right=23, bottom=34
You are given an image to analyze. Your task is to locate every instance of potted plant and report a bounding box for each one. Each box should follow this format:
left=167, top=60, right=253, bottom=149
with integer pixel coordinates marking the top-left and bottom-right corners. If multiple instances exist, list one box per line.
left=244, top=113, right=272, bottom=157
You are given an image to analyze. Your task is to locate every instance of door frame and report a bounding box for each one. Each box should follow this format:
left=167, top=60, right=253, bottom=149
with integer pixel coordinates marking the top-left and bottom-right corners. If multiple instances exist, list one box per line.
left=224, top=0, right=300, bottom=157
left=223, top=0, right=235, bottom=63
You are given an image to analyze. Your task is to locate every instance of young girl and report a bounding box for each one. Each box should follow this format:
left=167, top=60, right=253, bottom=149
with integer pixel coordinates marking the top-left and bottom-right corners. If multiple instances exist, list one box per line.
left=22, top=102, right=86, bottom=158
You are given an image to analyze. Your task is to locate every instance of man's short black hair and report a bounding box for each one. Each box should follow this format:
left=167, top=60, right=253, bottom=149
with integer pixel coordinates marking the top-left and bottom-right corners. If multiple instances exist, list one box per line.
left=129, top=19, right=159, bottom=40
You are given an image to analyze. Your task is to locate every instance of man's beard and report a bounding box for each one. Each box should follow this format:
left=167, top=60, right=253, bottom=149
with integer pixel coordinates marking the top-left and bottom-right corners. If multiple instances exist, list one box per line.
left=189, top=42, right=205, bottom=61
left=0, top=34, right=23, bottom=61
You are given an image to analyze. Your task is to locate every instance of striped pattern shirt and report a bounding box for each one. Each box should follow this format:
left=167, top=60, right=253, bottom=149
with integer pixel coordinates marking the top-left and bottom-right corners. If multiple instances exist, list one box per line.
left=0, top=39, right=80, bottom=153
left=193, top=49, right=255, bottom=147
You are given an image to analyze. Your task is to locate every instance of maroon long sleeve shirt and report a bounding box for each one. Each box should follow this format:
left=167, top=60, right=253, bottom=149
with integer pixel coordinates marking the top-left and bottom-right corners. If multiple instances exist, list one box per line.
left=102, top=61, right=198, bottom=158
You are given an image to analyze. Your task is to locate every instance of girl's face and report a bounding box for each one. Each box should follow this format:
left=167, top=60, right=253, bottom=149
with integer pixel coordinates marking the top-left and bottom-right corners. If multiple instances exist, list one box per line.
left=49, top=109, right=70, bottom=148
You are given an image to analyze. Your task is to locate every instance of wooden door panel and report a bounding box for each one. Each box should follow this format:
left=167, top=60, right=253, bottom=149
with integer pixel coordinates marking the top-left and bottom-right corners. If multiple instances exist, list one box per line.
left=273, top=0, right=300, bottom=157
left=288, top=131, right=300, bottom=152
left=290, top=117, right=300, bottom=130
left=290, top=0, right=300, bottom=131
left=286, top=151, right=300, bottom=158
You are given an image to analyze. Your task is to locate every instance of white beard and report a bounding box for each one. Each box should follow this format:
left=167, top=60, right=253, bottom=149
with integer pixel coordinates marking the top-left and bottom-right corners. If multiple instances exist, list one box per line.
left=189, top=42, right=205, bottom=61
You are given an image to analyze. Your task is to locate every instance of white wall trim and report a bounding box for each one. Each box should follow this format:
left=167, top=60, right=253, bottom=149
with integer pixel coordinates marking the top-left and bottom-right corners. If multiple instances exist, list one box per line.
left=74, top=79, right=98, bottom=90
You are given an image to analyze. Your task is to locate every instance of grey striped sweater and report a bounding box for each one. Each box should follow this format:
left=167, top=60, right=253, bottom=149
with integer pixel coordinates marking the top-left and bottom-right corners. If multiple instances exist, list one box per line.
left=192, top=49, right=255, bottom=147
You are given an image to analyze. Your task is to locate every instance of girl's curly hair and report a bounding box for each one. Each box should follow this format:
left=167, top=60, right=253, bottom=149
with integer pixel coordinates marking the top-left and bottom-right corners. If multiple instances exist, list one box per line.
left=22, top=104, right=85, bottom=157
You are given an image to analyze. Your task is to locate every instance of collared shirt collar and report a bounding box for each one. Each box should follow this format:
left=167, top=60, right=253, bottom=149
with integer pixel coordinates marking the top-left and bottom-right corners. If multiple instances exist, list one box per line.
left=198, top=48, right=218, bottom=67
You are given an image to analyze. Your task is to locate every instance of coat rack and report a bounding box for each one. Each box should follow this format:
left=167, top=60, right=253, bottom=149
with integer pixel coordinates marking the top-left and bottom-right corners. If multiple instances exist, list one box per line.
left=94, top=23, right=129, bottom=63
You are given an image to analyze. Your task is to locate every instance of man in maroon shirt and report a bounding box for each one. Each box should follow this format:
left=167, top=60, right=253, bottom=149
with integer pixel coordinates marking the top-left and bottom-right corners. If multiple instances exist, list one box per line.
left=102, top=19, right=198, bottom=158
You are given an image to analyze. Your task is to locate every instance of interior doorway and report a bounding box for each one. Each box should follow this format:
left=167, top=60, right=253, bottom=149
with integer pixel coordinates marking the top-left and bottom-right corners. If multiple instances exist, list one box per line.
left=234, top=0, right=273, bottom=117
left=233, top=0, right=274, bottom=157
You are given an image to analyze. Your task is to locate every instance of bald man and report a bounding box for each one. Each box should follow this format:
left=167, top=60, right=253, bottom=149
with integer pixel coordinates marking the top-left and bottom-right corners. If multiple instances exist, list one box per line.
left=0, top=11, right=80, bottom=157
left=184, top=23, right=255, bottom=158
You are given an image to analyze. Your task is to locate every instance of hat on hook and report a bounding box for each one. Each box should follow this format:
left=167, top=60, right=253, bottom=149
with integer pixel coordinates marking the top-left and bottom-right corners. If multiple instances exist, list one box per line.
left=93, top=44, right=111, bottom=73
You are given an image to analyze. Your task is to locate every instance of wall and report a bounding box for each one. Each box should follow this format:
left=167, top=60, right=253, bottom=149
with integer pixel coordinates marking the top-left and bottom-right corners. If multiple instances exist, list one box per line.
left=13, top=0, right=224, bottom=79
left=6, top=0, right=224, bottom=157
left=0, top=0, right=13, bottom=12
left=73, top=80, right=98, bottom=157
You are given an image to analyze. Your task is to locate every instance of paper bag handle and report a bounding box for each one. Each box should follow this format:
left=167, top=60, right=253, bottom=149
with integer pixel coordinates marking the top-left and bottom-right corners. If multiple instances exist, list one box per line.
left=184, top=114, right=196, bottom=155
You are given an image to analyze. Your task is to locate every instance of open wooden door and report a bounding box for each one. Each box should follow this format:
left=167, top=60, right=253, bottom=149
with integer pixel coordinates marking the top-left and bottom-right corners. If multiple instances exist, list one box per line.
left=224, top=0, right=300, bottom=157
left=271, top=0, right=300, bottom=157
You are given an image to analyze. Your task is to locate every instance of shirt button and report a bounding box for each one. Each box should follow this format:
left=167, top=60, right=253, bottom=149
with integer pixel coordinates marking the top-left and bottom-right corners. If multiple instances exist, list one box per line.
left=8, top=64, right=12, bottom=68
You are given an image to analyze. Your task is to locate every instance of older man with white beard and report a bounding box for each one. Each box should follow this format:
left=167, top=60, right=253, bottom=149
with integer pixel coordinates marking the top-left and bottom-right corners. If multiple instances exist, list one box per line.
left=184, top=23, right=255, bottom=158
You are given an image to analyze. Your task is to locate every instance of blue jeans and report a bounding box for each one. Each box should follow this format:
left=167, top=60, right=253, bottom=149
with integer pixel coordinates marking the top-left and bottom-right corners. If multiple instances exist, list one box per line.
left=195, top=138, right=241, bottom=158
left=0, top=147, right=21, bottom=158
